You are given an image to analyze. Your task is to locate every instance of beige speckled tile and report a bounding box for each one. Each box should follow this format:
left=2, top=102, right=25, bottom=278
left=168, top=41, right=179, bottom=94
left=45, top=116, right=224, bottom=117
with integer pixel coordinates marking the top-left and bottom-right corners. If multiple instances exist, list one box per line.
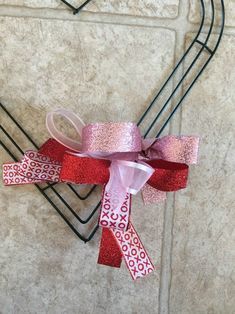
left=0, top=0, right=180, bottom=18
left=0, top=155, right=163, bottom=313
left=0, top=17, right=176, bottom=130
left=189, top=0, right=234, bottom=26
left=169, top=34, right=235, bottom=314
left=0, top=16, right=177, bottom=313
left=0, top=17, right=176, bottom=142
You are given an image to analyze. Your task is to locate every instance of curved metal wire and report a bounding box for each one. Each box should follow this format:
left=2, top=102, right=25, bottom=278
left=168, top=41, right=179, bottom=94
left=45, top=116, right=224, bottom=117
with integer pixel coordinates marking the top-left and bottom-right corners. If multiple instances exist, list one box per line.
left=156, top=0, right=224, bottom=137
left=61, top=0, right=93, bottom=15
left=0, top=0, right=225, bottom=242
left=137, top=0, right=206, bottom=130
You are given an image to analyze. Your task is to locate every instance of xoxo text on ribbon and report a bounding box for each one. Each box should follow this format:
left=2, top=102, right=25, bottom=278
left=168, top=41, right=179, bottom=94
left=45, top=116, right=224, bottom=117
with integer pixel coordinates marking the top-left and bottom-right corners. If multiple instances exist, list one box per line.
left=2, top=109, right=199, bottom=280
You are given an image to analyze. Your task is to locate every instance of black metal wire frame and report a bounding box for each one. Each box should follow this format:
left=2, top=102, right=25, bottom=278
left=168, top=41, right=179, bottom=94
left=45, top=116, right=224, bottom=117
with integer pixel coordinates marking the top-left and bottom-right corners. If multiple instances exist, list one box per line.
left=61, top=0, right=93, bottom=14
left=0, top=0, right=225, bottom=242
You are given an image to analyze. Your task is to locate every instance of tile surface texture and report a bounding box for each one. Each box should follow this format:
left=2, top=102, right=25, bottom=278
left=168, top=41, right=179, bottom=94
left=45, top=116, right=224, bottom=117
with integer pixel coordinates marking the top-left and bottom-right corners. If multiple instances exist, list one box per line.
left=0, top=0, right=180, bottom=18
left=0, top=14, right=174, bottom=314
left=189, top=0, right=235, bottom=26
left=0, top=1, right=234, bottom=314
left=170, top=34, right=235, bottom=314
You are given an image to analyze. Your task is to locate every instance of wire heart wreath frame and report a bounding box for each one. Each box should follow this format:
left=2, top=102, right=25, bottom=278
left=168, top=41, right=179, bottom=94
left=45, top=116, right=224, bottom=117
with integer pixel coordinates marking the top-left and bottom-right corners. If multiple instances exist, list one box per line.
left=0, top=0, right=225, bottom=242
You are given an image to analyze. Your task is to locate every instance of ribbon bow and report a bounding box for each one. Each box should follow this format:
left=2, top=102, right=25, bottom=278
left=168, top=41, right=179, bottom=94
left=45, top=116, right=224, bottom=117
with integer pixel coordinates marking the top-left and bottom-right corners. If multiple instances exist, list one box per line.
left=2, top=109, right=199, bottom=280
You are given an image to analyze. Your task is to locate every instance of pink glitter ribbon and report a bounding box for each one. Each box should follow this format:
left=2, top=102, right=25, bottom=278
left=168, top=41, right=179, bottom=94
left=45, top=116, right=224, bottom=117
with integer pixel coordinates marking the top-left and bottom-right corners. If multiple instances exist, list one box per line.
left=82, top=122, right=141, bottom=154
left=46, top=109, right=199, bottom=280
left=46, top=109, right=156, bottom=206
left=2, top=109, right=200, bottom=280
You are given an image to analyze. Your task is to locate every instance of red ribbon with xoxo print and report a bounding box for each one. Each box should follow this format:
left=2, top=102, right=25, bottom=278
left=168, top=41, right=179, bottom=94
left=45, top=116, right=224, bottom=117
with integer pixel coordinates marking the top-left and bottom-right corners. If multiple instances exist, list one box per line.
left=2, top=109, right=199, bottom=280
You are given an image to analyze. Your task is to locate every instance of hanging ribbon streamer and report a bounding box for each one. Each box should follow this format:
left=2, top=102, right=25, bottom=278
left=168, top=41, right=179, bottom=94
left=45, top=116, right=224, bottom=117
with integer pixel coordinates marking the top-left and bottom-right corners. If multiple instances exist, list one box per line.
left=2, top=109, right=199, bottom=280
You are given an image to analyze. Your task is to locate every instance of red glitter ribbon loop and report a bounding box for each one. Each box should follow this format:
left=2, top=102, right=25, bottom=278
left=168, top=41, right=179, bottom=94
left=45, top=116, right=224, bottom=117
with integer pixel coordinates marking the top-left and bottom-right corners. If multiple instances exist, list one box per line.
left=2, top=109, right=200, bottom=280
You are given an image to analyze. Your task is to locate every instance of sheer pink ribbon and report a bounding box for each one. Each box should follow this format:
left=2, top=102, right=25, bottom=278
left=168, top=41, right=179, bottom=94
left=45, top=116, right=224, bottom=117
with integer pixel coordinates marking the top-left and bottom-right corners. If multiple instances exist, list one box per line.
left=3, top=108, right=199, bottom=280
left=46, top=109, right=155, bottom=208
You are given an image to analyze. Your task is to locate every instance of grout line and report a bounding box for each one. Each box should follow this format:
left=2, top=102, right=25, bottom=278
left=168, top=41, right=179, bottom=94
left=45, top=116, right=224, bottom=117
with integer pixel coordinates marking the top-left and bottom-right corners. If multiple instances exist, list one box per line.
left=0, top=6, right=233, bottom=34
left=0, top=5, right=192, bottom=31
left=0, top=1, right=232, bottom=312
left=158, top=1, right=190, bottom=313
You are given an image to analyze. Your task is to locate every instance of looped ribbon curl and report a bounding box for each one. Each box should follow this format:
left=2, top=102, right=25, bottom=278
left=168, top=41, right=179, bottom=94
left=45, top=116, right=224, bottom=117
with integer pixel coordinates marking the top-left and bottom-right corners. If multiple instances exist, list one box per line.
left=2, top=109, right=199, bottom=280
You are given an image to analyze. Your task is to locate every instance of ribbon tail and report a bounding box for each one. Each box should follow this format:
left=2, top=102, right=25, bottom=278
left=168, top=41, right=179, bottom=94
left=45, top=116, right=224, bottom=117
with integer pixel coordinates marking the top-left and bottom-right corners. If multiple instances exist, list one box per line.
left=142, top=184, right=167, bottom=205
left=2, top=162, right=43, bottom=185
left=2, top=139, right=69, bottom=186
left=112, top=222, right=154, bottom=280
left=97, top=223, right=154, bottom=280
left=97, top=228, right=122, bottom=268
left=99, top=186, right=131, bottom=231
left=2, top=150, right=61, bottom=186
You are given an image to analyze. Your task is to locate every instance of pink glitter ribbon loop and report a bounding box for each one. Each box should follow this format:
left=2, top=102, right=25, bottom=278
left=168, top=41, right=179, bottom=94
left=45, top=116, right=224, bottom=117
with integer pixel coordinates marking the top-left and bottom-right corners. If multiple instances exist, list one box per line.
left=143, top=135, right=200, bottom=164
left=82, top=122, right=142, bottom=154
left=3, top=108, right=200, bottom=280
left=45, top=109, right=199, bottom=279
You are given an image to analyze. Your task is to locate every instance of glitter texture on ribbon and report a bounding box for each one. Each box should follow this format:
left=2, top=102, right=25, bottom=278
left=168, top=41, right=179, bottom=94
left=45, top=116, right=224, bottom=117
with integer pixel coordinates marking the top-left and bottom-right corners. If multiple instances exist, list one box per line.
left=2, top=109, right=200, bottom=280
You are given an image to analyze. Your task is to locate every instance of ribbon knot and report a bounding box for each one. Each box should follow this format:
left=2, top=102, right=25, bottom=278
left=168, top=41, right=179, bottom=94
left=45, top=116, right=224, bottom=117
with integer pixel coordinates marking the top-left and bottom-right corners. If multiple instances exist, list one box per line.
left=2, top=109, right=199, bottom=280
